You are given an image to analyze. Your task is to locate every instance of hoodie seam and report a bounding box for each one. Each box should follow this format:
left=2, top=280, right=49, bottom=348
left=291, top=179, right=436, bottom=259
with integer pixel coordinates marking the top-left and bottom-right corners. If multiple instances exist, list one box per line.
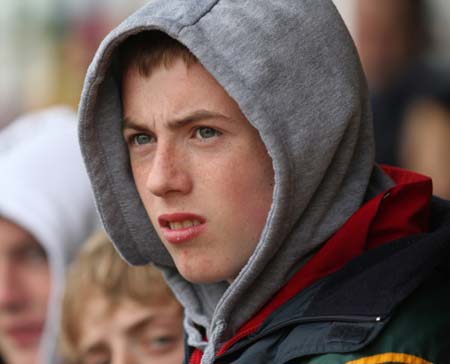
left=178, top=0, right=221, bottom=32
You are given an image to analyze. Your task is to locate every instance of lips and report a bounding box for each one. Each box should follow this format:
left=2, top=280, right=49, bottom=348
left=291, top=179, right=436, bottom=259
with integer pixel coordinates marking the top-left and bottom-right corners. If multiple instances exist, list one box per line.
left=158, top=213, right=206, bottom=244
left=4, top=322, right=44, bottom=347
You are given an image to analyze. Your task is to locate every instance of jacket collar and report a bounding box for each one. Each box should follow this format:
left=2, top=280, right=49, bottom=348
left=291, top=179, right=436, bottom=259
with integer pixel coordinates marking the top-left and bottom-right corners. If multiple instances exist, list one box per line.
left=215, top=197, right=450, bottom=363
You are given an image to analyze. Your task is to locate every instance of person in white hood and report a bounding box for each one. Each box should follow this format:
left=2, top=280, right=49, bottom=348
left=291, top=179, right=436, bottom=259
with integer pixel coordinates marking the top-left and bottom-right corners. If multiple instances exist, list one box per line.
left=0, top=107, right=100, bottom=364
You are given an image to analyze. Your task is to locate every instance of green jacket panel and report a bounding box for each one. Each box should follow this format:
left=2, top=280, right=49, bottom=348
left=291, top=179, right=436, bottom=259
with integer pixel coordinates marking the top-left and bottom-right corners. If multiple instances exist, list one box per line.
left=294, top=270, right=450, bottom=364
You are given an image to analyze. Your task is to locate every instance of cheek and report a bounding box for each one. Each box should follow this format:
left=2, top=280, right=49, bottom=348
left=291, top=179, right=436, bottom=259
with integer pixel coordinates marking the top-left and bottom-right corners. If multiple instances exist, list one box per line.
left=28, top=267, right=51, bottom=309
left=131, top=163, right=157, bottom=215
left=217, top=147, right=274, bottom=234
left=131, top=162, right=147, bottom=195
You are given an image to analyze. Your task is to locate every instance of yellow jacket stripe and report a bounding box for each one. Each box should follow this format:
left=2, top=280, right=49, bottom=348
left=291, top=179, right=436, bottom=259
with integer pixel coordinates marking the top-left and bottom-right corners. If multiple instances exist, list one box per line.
left=347, top=353, right=432, bottom=364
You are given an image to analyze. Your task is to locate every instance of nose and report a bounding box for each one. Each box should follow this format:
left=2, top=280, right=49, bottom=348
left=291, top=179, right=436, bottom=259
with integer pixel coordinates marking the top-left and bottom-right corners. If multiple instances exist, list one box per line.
left=0, top=260, right=26, bottom=313
left=112, top=344, right=138, bottom=364
left=145, top=142, right=193, bottom=197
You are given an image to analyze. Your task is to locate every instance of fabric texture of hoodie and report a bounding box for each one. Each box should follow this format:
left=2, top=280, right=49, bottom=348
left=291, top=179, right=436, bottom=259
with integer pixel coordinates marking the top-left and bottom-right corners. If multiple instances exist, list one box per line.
left=0, top=106, right=100, bottom=364
left=78, top=1, right=394, bottom=362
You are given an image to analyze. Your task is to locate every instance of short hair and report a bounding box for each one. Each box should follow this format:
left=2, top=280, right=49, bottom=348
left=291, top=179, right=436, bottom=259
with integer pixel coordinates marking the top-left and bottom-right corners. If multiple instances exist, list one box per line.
left=119, top=30, right=198, bottom=78
left=60, top=231, right=180, bottom=363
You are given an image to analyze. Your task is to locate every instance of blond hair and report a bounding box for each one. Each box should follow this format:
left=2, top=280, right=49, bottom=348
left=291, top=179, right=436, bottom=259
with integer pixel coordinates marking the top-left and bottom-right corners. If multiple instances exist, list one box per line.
left=60, top=231, right=180, bottom=362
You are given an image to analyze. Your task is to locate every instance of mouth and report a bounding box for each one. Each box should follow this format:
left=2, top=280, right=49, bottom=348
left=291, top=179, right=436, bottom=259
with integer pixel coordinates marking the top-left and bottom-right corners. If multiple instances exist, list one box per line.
left=158, top=213, right=206, bottom=244
left=163, top=219, right=202, bottom=230
left=5, top=322, right=44, bottom=347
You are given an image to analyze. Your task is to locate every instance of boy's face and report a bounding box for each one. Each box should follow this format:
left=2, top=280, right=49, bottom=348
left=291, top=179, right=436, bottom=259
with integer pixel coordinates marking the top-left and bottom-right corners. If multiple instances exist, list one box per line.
left=122, top=59, right=274, bottom=283
left=78, top=296, right=184, bottom=364
left=0, top=218, right=50, bottom=364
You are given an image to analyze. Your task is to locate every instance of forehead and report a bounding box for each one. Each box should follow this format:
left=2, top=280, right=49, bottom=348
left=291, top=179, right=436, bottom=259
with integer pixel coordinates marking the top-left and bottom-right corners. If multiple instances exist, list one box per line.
left=122, top=59, right=246, bottom=125
left=82, top=295, right=182, bottom=327
left=79, top=296, right=182, bottom=348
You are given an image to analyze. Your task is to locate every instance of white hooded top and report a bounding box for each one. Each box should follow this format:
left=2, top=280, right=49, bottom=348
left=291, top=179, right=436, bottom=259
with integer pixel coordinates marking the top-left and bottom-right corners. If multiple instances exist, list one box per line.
left=0, top=106, right=100, bottom=364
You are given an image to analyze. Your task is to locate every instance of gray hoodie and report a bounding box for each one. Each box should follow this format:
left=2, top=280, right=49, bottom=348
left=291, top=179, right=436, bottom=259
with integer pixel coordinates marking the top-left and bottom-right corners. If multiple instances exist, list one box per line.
left=0, top=106, right=100, bottom=364
left=78, top=1, right=393, bottom=363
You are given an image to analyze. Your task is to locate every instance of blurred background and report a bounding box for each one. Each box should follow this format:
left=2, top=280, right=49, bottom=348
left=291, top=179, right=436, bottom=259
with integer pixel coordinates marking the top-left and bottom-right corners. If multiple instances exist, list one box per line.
left=1, top=0, right=450, bottom=197
left=0, top=0, right=147, bottom=127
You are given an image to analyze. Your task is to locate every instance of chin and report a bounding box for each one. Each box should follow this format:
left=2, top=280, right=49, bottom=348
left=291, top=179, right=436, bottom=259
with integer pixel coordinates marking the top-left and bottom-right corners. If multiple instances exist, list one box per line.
left=179, top=267, right=232, bottom=284
left=3, top=350, right=40, bottom=364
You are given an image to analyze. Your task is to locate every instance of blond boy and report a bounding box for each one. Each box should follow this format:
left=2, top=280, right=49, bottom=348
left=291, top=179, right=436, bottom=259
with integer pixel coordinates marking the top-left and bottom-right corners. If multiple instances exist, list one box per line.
left=61, top=232, right=184, bottom=364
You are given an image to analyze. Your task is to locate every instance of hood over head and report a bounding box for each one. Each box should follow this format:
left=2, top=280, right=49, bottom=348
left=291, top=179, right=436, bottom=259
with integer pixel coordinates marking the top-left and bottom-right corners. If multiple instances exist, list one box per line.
left=78, top=1, right=393, bottom=362
left=0, top=106, right=100, bottom=364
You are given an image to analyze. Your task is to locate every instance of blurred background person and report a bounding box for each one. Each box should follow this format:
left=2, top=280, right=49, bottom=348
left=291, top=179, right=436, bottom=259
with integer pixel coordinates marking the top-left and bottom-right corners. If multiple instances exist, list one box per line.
left=0, top=106, right=100, bottom=364
left=400, top=97, right=450, bottom=200
left=60, top=232, right=184, bottom=364
left=355, top=0, right=450, bottom=166
left=0, top=1, right=148, bottom=129
left=356, top=0, right=428, bottom=94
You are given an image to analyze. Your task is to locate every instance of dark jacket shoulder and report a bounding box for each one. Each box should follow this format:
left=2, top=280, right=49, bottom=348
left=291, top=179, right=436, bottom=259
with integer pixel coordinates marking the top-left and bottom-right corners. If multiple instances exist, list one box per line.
left=216, top=198, right=450, bottom=364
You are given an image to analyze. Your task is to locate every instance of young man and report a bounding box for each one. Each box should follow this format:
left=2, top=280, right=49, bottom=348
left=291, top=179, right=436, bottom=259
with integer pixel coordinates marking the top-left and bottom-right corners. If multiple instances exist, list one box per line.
left=60, top=232, right=184, bottom=364
left=0, top=107, right=100, bottom=364
left=78, top=1, right=450, bottom=363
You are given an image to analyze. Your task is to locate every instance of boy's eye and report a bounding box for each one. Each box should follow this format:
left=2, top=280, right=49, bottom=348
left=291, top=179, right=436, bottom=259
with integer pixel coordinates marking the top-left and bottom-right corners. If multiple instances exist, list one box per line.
left=195, top=127, right=222, bottom=139
left=23, top=246, right=47, bottom=264
left=152, top=336, right=176, bottom=347
left=132, top=134, right=154, bottom=145
left=138, top=334, right=180, bottom=355
left=15, top=243, right=48, bottom=266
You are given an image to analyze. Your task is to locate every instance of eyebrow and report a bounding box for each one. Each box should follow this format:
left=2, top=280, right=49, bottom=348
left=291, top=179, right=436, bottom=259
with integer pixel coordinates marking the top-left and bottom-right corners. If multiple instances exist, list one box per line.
left=9, top=240, right=47, bottom=257
left=126, top=316, right=159, bottom=337
left=122, top=109, right=231, bottom=131
left=81, top=342, right=109, bottom=358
